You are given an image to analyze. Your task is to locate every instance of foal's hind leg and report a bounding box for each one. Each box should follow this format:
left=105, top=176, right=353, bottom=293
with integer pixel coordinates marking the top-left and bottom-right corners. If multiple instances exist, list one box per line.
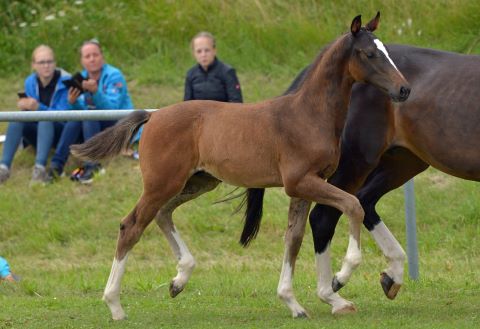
left=154, top=173, right=220, bottom=298
left=103, top=179, right=187, bottom=320
left=277, top=198, right=311, bottom=318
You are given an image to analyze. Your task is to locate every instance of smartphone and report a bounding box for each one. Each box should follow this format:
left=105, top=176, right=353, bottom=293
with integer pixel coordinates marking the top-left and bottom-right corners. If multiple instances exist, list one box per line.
left=17, top=92, right=27, bottom=98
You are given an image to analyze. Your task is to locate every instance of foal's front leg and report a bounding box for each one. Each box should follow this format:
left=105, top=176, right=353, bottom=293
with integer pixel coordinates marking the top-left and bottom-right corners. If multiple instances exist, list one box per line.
left=279, top=197, right=356, bottom=316
left=285, top=174, right=364, bottom=294
left=277, top=198, right=311, bottom=318
left=155, top=173, right=220, bottom=297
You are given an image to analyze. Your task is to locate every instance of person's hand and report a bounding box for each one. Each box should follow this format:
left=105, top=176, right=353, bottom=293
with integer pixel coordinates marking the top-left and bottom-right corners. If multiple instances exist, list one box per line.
left=17, top=97, right=39, bottom=111
left=82, top=79, right=98, bottom=93
left=68, top=87, right=81, bottom=104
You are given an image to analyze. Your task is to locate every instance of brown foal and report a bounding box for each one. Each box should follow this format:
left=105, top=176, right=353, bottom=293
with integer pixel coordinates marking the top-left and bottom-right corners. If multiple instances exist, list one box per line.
left=71, top=13, right=410, bottom=319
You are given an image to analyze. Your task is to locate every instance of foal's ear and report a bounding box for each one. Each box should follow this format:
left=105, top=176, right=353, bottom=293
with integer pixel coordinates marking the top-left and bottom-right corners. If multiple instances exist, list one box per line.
left=366, top=11, right=381, bottom=32
left=351, top=15, right=362, bottom=36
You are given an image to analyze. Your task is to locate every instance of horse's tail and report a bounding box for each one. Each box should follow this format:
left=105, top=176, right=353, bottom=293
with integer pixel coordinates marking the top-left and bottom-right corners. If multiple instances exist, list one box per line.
left=70, top=110, right=151, bottom=162
left=239, top=188, right=265, bottom=247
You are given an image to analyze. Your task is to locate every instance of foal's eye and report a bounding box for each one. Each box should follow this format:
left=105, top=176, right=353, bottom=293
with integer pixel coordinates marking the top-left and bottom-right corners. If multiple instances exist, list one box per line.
left=366, top=52, right=375, bottom=58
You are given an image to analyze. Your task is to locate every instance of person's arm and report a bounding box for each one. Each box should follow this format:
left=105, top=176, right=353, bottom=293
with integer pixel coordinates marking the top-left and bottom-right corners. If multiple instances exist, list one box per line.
left=68, top=88, right=86, bottom=110
left=224, top=68, right=243, bottom=103
left=184, top=74, right=193, bottom=101
left=19, top=78, right=41, bottom=111
left=91, top=71, right=130, bottom=109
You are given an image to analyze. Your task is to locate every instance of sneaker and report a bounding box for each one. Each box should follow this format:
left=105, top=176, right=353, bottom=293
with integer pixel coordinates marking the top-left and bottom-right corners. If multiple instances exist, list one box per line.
left=47, top=166, right=64, bottom=183
left=30, top=165, right=48, bottom=185
left=0, top=164, right=10, bottom=184
left=75, top=164, right=104, bottom=185
left=70, top=167, right=84, bottom=182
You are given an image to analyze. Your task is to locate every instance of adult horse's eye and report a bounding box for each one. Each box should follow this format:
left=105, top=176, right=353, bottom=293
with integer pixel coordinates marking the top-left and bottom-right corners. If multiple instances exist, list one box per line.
left=366, top=52, right=375, bottom=58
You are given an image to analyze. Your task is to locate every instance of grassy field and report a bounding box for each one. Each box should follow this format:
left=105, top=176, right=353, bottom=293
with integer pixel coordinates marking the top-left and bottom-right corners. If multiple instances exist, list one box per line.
left=1, top=1, right=480, bottom=328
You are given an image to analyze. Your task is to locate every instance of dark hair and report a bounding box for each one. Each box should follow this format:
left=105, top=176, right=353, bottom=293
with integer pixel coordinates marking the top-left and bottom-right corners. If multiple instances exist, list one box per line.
left=80, top=38, right=102, bottom=55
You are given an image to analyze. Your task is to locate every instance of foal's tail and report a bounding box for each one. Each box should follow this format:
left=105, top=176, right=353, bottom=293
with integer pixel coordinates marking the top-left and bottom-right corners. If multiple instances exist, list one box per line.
left=239, top=188, right=265, bottom=247
left=70, top=110, right=151, bottom=162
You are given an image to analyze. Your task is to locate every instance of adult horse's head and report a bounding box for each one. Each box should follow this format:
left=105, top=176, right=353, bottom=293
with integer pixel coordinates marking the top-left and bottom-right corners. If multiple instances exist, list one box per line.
left=348, top=12, right=410, bottom=102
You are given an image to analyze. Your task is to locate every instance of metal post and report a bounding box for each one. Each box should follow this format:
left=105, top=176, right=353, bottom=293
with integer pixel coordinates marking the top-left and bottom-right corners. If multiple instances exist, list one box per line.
left=404, top=179, right=419, bottom=280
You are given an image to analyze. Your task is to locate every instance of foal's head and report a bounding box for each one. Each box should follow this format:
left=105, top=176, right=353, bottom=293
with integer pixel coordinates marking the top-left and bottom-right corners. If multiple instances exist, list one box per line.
left=348, top=12, right=410, bottom=102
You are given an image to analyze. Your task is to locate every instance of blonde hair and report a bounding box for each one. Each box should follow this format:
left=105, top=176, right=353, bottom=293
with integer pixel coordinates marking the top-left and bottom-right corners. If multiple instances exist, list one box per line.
left=31, top=45, right=54, bottom=63
left=190, top=31, right=216, bottom=50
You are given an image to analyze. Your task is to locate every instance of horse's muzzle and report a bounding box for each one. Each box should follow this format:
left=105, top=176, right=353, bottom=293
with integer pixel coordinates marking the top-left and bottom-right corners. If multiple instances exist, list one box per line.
left=391, top=86, right=411, bottom=102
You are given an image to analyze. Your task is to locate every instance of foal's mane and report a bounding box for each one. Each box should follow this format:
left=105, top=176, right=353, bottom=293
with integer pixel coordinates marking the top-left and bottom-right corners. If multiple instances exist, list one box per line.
left=289, top=32, right=355, bottom=96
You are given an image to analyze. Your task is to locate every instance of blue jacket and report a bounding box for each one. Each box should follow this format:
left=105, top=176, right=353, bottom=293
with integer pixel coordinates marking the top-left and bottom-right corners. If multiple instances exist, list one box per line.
left=71, top=64, right=134, bottom=110
left=0, top=256, right=11, bottom=278
left=24, top=69, right=71, bottom=111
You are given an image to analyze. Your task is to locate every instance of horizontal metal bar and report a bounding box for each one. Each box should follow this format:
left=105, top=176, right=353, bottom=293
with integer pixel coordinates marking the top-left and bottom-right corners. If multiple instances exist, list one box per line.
left=0, top=109, right=158, bottom=122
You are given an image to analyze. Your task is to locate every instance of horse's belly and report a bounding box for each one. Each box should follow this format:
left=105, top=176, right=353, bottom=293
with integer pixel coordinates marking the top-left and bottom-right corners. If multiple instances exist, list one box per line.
left=199, top=160, right=283, bottom=188
left=421, top=152, right=480, bottom=181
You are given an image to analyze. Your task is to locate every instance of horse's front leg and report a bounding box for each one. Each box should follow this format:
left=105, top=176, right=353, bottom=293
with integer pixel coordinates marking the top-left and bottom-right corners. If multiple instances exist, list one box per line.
left=357, top=148, right=428, bottom=298
left=155, top=173, right=221, bottom=297
left=284, top=173, right=364, bottom=296
left=277, top=197, right=311, bottom=318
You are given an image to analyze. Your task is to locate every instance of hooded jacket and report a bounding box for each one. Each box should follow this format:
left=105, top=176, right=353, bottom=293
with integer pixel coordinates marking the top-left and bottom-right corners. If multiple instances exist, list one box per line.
left=71, top=64, right=134, bottom=110
left=24, top=69, right=71, bottom=111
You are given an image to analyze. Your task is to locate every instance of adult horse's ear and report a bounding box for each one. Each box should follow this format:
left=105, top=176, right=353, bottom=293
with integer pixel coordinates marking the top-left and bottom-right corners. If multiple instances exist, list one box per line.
left=351, top=15, right=362, bottom=36
left=366, top=11, right=381, bottom=32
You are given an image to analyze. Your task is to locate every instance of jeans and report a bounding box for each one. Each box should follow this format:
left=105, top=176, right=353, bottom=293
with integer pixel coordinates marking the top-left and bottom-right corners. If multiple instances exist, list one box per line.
left=1, top=121, right=64, bottom=168
left=50, top=120, right=116, bottom=170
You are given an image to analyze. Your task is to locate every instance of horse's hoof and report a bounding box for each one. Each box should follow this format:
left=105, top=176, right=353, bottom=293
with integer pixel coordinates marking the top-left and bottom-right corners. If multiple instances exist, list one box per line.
left=380, top=272, right=401, bottom=300
left=332, top=276, right=344, bottom=292
left=169, top=281, right=184, bottom=298
left=332, top=303, right=357, bottom=315
left=111, top=311, right=127, bottom=321
left=293, top=311, right=309, bottom=319
left=112, top=314, right=127, bottom=321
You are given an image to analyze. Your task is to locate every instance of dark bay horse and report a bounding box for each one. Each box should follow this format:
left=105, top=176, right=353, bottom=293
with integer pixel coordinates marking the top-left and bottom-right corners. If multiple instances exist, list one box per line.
left=247, top=44, right=480, bottom=302
left=71, top=13, right=410, bottom=320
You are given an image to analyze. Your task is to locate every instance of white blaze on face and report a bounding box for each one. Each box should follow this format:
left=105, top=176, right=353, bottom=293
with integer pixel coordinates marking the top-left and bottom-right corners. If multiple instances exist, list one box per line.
left=374, top=38, right=400, bottom=72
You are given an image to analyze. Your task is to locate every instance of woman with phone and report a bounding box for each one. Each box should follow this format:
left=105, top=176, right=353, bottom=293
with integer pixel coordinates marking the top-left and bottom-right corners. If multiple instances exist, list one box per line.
left=0, top=45, right=70, bottom=185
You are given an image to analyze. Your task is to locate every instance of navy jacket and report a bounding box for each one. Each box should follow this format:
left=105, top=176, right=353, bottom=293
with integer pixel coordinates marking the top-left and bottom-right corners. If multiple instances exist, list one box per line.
left=184, top=58, right=242, bottom=103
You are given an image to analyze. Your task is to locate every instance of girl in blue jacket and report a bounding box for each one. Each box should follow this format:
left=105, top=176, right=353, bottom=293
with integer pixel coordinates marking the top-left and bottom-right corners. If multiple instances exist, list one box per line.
left=0, top=45, right=70, bottom=185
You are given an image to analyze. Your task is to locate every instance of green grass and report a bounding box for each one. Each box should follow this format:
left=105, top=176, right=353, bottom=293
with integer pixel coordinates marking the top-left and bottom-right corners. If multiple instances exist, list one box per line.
left=0, top=161, right=479, bottom=328
left=1, top=1, right=480, bottom=328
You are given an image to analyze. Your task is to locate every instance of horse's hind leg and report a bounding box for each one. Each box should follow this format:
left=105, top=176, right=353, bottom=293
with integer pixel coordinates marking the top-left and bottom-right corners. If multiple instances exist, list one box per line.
left=277, top=198, right=311, bottom=318
left=155, top=173, right=220, bottom=298
left=358, top=147, right=428, bottom=299
left=103, top=179, right=187, bottom=320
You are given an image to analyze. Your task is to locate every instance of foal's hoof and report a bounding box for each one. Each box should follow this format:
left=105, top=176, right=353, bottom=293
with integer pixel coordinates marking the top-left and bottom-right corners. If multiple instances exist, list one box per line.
left=380, top=272, right=401, bottom=300
left=332, top=302, right=357, bottom=315
left=332, top=276, right=344, bottom=292
left=293, top=311, right=309, bottom=319
left=169, top=281, right=184, bottom=298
